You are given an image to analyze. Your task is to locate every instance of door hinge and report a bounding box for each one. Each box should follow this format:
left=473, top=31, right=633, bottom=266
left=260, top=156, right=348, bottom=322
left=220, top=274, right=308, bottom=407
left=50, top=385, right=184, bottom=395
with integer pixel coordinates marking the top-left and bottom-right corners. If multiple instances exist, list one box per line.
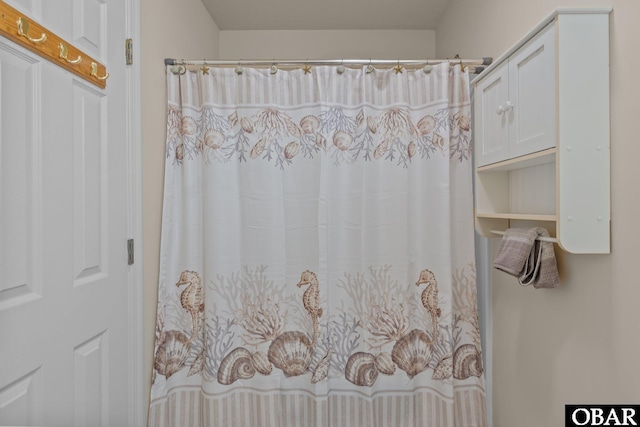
left=127, top=239, right=134, bottom=265
left=125, top=38, right=133, bottom=65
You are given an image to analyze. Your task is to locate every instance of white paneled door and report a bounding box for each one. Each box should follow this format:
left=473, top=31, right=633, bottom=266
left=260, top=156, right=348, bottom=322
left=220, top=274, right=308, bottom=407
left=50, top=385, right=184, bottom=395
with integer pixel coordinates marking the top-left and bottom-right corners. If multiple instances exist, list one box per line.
left=0, top=1, right=140, bottom=426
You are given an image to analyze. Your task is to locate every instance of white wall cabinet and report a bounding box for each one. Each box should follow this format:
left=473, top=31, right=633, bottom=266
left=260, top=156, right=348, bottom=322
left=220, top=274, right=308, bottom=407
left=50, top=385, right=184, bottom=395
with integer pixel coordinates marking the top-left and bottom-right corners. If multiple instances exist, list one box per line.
left=476, top=22, right=556, bottom=167
left=473, top=9, right=611, bottom=254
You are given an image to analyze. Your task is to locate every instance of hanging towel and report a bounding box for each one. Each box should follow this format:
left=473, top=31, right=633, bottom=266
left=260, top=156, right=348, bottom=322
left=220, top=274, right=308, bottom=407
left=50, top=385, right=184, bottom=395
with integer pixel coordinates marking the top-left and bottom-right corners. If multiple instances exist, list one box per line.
left=493, top=227, right=559, bottom=289
left=493, top=228, right=540, bottom=275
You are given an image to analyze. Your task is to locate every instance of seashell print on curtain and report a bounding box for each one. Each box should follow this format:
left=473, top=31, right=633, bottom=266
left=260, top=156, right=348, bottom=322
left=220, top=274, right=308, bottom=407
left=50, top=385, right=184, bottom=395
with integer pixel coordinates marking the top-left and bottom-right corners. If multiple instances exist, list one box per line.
left=166, top=104, right=471, bottom=168
left=150, top=64, right=486, bottom=427
left=165, top=72, right=471, bottom=169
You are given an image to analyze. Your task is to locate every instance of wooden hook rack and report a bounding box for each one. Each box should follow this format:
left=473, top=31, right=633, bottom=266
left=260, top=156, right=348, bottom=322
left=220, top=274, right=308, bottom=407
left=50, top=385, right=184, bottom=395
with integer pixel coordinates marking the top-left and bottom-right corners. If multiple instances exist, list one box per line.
left=0, top=2, right=108, bottom=89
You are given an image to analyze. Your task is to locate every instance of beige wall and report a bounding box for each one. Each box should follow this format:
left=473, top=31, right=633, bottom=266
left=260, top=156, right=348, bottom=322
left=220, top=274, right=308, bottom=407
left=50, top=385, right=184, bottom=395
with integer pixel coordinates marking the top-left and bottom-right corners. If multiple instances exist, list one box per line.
left=219, top=30, right=435, bottom=59
left=141, top=0, right=219, bottom=408
left=142, top=3, right=640, bottom=422
left=437, top=1, right=640, bottom=426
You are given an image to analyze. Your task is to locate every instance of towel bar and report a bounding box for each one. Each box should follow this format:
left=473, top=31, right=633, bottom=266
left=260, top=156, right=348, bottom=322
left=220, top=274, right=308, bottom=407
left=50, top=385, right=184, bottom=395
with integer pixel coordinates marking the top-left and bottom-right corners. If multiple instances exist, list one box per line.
left=489, top=230, right=558, bottom=243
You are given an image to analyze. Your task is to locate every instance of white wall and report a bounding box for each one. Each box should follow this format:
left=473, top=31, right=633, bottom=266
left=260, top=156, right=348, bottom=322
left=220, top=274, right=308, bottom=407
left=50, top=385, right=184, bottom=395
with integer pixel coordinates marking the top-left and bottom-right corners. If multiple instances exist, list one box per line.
left=141, top=0, right=220, bottom=409
left=437, top=1, right=640, bottom=426
left=219, top=30, right=435, bottom=59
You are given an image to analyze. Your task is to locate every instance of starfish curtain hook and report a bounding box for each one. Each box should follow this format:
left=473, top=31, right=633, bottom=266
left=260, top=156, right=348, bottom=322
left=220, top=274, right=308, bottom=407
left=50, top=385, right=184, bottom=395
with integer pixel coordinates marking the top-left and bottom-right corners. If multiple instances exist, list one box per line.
left=394, top=60, right=403, bottom=74
left=200, top=60, right=209, bottom=75
left=303, top=60, right=312, bottom=74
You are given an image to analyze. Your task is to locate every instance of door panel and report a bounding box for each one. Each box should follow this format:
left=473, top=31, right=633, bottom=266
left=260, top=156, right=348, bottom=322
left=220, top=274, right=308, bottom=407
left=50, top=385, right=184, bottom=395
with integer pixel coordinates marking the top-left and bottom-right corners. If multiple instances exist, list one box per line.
left=3, top=0, right=41, bottom=20
left=72, top=0, right=105, bottom=62
left=72, top=81, right=107, bottom=285
left=0, top=368, right=43, bottom=426
left=73, top=331, right=109, bottom=427
left=0, top=44, right=41, bottom=310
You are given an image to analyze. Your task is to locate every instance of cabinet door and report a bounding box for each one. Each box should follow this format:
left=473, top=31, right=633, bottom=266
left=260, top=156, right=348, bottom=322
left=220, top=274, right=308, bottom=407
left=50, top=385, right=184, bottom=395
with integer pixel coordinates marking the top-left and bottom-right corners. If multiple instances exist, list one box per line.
left=475, top=61, right=510, bottom=167
left=508, top=22, right=557, bottom=158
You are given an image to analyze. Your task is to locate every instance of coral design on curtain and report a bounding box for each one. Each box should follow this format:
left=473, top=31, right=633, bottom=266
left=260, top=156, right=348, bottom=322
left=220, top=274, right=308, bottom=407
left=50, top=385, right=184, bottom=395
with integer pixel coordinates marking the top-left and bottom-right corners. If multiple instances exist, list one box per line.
left=149, top=63, right=486, bottom=427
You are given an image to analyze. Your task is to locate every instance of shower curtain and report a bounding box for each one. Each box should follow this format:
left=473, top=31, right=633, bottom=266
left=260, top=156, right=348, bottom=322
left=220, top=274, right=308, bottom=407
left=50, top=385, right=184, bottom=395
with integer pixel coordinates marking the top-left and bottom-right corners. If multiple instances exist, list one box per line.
left=149, top=63, right=486, bottom=427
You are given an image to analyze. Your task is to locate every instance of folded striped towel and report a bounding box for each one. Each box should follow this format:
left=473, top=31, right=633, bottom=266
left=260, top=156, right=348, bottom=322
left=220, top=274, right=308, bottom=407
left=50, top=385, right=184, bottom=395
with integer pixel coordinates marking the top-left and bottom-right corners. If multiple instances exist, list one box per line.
left=493, top=227, right=559, bottom=289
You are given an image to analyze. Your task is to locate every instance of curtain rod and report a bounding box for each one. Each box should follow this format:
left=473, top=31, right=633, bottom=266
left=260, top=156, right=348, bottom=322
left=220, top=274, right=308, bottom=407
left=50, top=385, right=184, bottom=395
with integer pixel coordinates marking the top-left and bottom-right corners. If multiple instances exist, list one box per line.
left=164, top=57, right=493, bottom=74
left=490, top=230, right=558, bottom=243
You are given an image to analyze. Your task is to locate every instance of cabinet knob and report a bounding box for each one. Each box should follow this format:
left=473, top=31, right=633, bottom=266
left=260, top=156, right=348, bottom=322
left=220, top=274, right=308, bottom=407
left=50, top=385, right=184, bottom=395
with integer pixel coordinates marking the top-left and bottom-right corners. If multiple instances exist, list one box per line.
left=496, top=105, right=505, bottom=115
left=504, top=101, right=515, bottom=111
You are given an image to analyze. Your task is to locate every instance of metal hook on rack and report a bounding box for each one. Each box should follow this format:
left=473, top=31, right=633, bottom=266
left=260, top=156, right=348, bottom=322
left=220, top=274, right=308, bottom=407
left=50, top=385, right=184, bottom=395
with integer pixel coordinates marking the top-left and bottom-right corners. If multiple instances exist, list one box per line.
left=17, top=17, right=47, bottom=44
left=90, top=62, right=109, bottom=80
left=58, top=43, right=82, bottom=64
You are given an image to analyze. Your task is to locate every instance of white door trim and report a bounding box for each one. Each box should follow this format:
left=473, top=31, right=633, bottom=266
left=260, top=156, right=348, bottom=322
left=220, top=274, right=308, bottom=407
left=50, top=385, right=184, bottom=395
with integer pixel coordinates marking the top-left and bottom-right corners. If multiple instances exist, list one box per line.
left=125, top=0, right=144, bottom=425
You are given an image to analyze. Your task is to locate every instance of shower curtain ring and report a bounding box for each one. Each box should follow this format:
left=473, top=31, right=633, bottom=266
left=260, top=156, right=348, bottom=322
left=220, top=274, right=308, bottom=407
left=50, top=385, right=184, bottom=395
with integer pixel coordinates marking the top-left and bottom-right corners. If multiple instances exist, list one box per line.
left=303, top=59, right=312, bottom=74
left=366, top=59, right=374, bottom=74
left=177, top=59, right=186, bottom=75
left=460, top=58, right=467, bottom=72
left=200, top=59, right=210, bottom=75
left=423, top=60, right=433, bottom=74
left=270, top=60, right=278, bottom=75
left=337, top=59, right=345, bottom=74
left=235, top=60, right=243, bottom=75
left=394, top=59, right=403, bottom=74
